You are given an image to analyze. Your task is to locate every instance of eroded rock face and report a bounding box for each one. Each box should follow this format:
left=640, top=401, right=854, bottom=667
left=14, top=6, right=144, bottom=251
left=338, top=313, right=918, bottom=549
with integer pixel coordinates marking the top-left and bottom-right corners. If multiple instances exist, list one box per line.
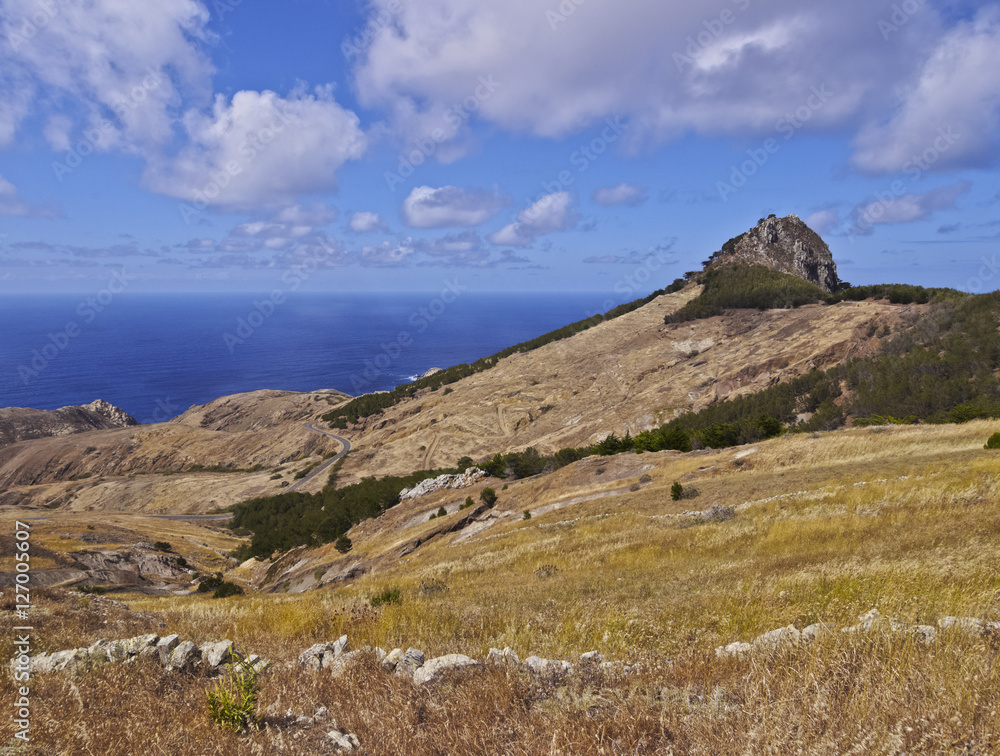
left=0, top=399, right=138, bottom=447
left=706, top=214, right=842, bottom=293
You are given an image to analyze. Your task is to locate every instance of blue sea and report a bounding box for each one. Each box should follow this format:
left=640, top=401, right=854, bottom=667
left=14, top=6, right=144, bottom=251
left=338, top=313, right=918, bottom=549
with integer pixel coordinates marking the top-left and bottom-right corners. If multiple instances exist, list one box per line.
left=0, top=292, right=615, bottom=423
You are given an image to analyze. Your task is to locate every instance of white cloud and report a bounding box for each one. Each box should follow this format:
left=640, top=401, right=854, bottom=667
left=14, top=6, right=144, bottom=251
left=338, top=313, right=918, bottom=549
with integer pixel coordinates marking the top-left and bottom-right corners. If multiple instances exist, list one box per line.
left=353, top=0, right=931, bottom=147
left=0, top=174, right=54, bottom=217
left=488, top=191, right=578, bottom=247
left=361, top=238, right=416, bottom=267
left=1, top=0, right=214, bottom=151
left=850, top=181, right=972, bottom=235
left=145, top=86, right=367, bottom=210
left=851, top=9, right=1000, bottom=174
left=401, top=185, right=511, bottom=228
left=592, top=183, right=648, bottom=207
left=804, top=209, right=840, bottom=235
left=349, top=211, right=388, bottom=233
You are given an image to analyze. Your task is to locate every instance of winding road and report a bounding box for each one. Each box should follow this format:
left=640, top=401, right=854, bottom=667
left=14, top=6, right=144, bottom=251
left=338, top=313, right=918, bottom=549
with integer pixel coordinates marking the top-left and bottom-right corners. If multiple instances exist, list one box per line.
left=146, top=422, right=351, bottom=521
left=284, top=422, right=352, bottom=493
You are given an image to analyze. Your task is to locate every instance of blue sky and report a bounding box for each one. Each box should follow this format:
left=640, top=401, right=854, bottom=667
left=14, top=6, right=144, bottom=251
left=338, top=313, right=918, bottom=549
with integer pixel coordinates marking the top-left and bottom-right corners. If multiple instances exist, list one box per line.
left=0, top=0, right=998, bottom=296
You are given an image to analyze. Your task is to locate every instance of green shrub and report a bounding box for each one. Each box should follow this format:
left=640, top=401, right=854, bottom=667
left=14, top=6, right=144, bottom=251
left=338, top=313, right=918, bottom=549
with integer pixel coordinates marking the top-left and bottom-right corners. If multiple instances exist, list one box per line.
left=523, top=510, right=532, bottom=520
left=175, top=556, right=188, bottom=568
left=153, top=541, right=173, bottom=552
left=985, top=433, right=1000, bottom=449
left=671, top=481, right=684, bottom=501
left=335, top=534, right=352, bottom=553
left=206, top=651, right=267, bottom=733
left=198, top=573, right=224, bottom=593
left=77, top=585, right=105, bottom=595
left=371, top=586, right=402, bottom=607
left=480, top=488, right=498, bottom=507
left=460, top=496, right=474, bottom=510
left=436, top=506, right=447, bottom=517
left=213, top=581, right=244, bottom=599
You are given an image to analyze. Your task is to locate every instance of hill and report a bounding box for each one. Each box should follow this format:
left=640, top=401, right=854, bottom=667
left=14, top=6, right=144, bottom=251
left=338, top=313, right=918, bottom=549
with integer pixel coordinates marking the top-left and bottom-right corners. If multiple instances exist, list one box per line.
left=0, top=399, right=137, bottom=448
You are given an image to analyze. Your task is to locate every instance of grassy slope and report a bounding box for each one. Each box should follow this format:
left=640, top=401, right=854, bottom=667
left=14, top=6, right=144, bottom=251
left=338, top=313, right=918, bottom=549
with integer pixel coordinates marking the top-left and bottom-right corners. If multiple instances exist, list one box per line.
left=6, top=420, right=1000, bottom=753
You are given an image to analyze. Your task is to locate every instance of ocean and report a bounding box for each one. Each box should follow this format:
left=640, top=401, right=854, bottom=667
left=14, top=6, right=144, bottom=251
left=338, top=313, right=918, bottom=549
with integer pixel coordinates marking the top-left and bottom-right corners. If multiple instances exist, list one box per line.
left=0, top=291, right=615, bottom=423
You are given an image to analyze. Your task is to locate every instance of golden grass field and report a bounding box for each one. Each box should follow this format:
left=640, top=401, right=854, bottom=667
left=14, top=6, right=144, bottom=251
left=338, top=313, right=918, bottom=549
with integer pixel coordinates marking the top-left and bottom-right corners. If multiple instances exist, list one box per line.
left=3, top=421, right=999, bottom=753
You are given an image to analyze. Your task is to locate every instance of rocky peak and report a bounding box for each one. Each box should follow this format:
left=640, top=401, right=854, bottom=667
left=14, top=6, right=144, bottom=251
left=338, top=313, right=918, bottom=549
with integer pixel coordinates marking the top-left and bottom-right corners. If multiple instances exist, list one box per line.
left=705, top=214, right=842, bottom=293
left=82, top=399, right=139, bottom=428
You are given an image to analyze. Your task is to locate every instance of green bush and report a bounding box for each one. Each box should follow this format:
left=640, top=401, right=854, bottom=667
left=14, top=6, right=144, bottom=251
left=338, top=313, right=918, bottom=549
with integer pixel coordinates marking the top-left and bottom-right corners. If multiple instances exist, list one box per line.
left=671, top=481, right=684, bottom=501
left=371, top=586, right=402, bottom=607
left=480, top=488, right=498, bottom=507
left=206, top=651, right=267, bottom=733
left=213, top=581, right=244, bottom=599
left=335, top=534, right=352, bottom=553
left=523, top=510, right=532, bottom=520
left=153, top=541, right=173, bottom=552
left=666, top=264, right=829, bottom=324
left=436, top=506, right=447, bottom=518
left=198, top=573, right=224, bottom=593
left=985, top=433, right=1000, bottom=449
left=460, top=496, right=474, bottom=510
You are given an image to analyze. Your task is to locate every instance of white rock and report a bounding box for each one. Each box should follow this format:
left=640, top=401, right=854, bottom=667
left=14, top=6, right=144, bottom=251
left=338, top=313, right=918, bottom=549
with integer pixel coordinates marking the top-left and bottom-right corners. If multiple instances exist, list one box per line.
left=753, top=625, right=800, bottom=653
left=413, top=654, right=479, bottom=685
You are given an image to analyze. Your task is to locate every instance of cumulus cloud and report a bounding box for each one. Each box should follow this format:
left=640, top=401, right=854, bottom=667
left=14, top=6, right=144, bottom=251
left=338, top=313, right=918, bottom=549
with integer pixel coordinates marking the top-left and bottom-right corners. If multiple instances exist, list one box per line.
left=592, top=183, right=648, bottom=207
left=352, top=0, right=935, bottom=148
left=488, top=192, right=579, bottom=247
left=349, top=211, right=389, bottom=233
left=851, top=9, right=1000, bottom=174
left=804, top=209, right=840, bottom=235
left=1, top=0, right=213, bottom=151
left=401, top=185, right=511, bottom=228
left=849, top=181, right=972, bottom=235
left=414, top=230, right=492, bottom=266
left=145, top=86, right=367, bottom=211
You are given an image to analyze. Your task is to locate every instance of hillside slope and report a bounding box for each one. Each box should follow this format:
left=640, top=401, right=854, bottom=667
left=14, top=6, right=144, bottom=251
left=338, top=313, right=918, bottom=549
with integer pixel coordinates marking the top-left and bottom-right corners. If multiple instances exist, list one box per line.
left=0, top=398, right=137, bottom=448
left=338, top=288, right=906, bottom=480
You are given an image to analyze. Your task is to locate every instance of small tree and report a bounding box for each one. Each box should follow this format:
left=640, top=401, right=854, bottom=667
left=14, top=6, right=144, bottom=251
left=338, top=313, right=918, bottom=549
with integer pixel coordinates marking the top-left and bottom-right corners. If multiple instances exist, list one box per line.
left=460, top=496, right=474, bottom=510
left=671, top=481, right=684, bottom=501
left=335, top=534, right=352, bottom=553
left=206, top=650, right=267, bottom=732
left=986, top=432, right=1000, bottom=449
left=523, top=510, right=532, bottom=520
left=480, top=487, right=498, bottom=507
left=437, top=506, right=448, bottom=517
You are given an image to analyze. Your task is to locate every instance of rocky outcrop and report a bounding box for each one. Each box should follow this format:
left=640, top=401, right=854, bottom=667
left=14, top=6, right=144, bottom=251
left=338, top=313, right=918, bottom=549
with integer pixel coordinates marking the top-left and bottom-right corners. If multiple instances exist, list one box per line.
left=399, top=468, right=488, bottom=500
left=0, top=399, right=137, bottom=447
left=19, top=634, right=269, bottom=676
left=705, top=214, right=842, bottom=293
left=716, top=609, right=1000, bottom=658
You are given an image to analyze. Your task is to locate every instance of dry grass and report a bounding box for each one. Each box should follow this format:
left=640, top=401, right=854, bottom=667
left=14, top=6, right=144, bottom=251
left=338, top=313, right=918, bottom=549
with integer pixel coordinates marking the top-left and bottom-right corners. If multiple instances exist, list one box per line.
left=5, top=421, right=1000, bottom=752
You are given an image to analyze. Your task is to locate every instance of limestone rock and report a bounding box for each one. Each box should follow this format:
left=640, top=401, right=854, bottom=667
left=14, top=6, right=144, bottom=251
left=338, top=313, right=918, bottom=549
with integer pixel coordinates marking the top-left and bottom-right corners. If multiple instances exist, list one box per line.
left=166, top=640, right=201, bottom=672
left=413, top=654, right=478, bottom=685
left=486, top=647, right=520, bottom=666
left=579, top=651, right=603, bottom=665
left=938, top=617, right=984, bottom=635
left=705, top=214, right=841, bottom=293
left=715, top=641, right=752, bottom=659
left=326, top=730, right=360, bottom=752
left=395, top=648, right=425, bottom=679
left=399, top=468, right=488, bottom=500
left=523, top=656, right=572, bottom=678
left=201, top=640, right=235, bottom=668
left=802, top=623, right=833, bottom=643
left=381, top=648, right=404, bottom=671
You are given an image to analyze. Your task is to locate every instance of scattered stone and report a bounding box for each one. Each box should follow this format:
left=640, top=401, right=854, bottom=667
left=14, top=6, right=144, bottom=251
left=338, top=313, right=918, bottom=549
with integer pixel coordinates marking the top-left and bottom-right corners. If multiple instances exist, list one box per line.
left=299, top=635, right=349, bottom=671
left=326, top=730, right=360, bottom=753
left=938, top=617, right=984, bottom=635
left=911, top=625, right=937, bottom=645
left=753, top=625, right=800, bottom=653
left=486, top=647, right=520, bottom=666
left=413, top=654, right=479, bottom=685
left=381, top=648, right=404, bottom=671
left=395, top=648, right=425, bottom=678
left=715, top=641, right=752, bottom=660
left=801, top=623, right=833, bottom=643
left=201, top=640, right=236, bottom=668
left=165, top=640, right=201, bottom=672
left=523, top=656, right=572, bottom=678
left=579, top=651, right=603, bottom=665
